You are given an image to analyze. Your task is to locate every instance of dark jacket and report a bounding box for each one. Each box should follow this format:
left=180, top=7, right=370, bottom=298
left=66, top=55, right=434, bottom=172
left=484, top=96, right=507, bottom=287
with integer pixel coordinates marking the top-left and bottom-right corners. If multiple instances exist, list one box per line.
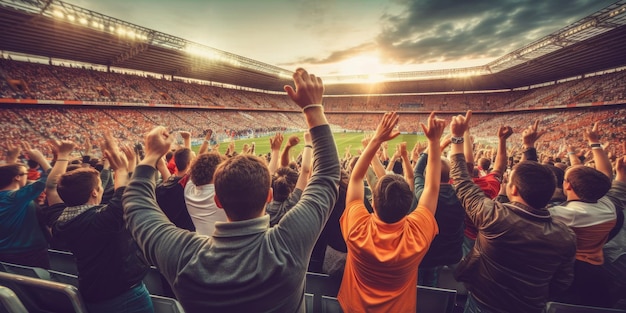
left=450, top=153, right=577, bottom=313
left=413, top=153, right=464, bottom=267
left=155, top=175, right=195, bottom=231
left=51, top=187, right=148, bottom=302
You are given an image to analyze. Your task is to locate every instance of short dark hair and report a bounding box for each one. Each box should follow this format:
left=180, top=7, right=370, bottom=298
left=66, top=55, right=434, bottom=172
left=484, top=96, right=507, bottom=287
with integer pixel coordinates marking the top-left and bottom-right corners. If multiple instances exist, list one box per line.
left=214, top=155, right=270, bottom=221
left=478, top=157, right=491, bottom=171
left=0, top=164, right=26, bottom=189
left=545, top=164, right=565, bottom=186
left=272, top=167, right=299, bottom=202
left=373, top=174, right=413, bottom=223
left=27, top=159, right=39, bottom=169
left=566, top=166, right=611, bottom=202
left=189, top=152, right=225, bottom=186
left=57, top=168, right=100, bottom=206
left=510, top=161, right=556, bottom=209
left=174, top=148, right=193, bottom=172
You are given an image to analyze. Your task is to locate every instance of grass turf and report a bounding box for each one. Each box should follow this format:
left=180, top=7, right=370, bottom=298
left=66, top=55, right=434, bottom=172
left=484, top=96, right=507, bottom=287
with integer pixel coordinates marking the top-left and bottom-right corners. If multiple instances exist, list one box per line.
left=197, top=132, right=428, bottom=159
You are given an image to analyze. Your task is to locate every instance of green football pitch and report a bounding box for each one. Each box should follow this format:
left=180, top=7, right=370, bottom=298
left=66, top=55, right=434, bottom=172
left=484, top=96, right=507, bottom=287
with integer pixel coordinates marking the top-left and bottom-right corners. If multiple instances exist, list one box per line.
left=195, top=132, right=428, bottom=158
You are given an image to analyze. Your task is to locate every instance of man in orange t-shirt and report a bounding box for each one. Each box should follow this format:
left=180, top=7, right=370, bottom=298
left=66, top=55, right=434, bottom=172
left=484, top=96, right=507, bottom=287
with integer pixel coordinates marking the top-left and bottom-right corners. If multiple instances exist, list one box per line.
left=338, top=111, right=446, bottom=312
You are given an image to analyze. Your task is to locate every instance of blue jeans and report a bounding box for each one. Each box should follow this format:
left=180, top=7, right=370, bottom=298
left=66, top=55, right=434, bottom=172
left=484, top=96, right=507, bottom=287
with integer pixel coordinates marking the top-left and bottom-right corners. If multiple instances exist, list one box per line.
left=86, top=282, right=154, bottom=313
left=464, top=293, right=495, bottom=313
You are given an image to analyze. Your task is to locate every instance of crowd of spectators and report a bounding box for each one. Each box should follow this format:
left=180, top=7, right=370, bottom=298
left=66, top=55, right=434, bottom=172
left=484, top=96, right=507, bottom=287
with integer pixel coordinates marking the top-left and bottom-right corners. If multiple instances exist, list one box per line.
left=2, top=58, right=625, bottom=113
left=1, top=60, right=626, bottom=312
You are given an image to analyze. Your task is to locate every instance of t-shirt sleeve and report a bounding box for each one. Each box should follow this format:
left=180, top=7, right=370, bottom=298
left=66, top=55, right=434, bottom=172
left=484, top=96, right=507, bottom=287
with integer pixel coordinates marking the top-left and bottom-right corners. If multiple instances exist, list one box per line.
left=407, top=205, right=439, bottom=244
left=340, top=199, right=371, bottom=241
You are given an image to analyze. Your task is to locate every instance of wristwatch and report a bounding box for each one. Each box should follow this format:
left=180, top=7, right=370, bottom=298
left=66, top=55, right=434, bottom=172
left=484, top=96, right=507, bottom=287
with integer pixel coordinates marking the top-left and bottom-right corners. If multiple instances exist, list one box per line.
left=451, top=136, right=464, bottom=144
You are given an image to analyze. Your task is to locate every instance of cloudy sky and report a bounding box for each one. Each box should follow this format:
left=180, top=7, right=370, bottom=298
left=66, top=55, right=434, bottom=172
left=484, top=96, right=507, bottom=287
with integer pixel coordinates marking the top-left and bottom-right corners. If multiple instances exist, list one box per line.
left=71, top=0, right=616, bottom=76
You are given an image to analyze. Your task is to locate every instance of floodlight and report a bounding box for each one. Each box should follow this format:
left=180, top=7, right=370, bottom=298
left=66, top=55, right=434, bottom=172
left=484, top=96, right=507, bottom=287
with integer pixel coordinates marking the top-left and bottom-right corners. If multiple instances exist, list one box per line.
left=79, top=18, right=87, bottom=25
left=53, top=10, right=64, bottom=18
left=67, top=15, right=75, bottom=22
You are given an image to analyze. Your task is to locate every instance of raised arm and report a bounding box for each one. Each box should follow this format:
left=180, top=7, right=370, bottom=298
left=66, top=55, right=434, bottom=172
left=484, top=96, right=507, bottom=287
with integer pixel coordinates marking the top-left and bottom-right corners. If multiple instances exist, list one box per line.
left=416, top=112, right=446, bottom=214
left=399, top=142, right=414, bottom=192
left=198, top=129, right=213, bottom=155
left=346, top=112, right=400, bottom=205
left=386, top=144, right=401, bottom=172
left=520, top=120, right=545, bottom=162
left=585, top=122, right=613, bottom=179
left=363, top=135, right=386, bottom=179
left=4, top=142, right=19, bottom=164
left=268, top=133, right=284, bottom=175
left=464, top=130, right=475, bottom=170
left=294, top=132, right=313, bottom=191
left=280, top=135, right=300, bottom=167
left=45, top=140, right=76, bottom=206
left=179, top=131, right=192, bottom=150
left=22, top=142, right=51, bottom=172
left=493, top=126, right=513, bottom=176
left=277, top=68, right=340, bottom=256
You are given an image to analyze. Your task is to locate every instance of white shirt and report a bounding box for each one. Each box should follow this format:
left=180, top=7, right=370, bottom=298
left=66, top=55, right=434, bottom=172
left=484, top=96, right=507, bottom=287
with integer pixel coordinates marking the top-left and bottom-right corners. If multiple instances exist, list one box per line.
left=184, top=180, right=227, bottom=236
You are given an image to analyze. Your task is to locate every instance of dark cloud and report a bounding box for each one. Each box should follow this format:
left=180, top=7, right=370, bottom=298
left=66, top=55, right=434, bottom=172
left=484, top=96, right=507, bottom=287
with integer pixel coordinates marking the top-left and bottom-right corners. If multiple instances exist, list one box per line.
left=301, top=0, right=616, bottom=66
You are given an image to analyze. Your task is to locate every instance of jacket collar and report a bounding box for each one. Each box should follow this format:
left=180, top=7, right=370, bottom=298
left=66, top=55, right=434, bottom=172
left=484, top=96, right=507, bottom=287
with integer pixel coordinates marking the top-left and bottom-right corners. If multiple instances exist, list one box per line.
left=212, top=214, right=270, bottom=237
left=504, top=201, right=551, bottom=220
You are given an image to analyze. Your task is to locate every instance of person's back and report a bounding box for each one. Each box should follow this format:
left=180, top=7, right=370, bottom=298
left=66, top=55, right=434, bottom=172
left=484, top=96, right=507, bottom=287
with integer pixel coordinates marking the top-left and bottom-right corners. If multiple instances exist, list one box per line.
left=156, top=148, right=195, bottom=231
left=123, top=69, right=340, bottom=311
left=45, top=140, right=152, bottom=313
left=413, top=153, right=464, bottom=286
left=338, top=112, right=445, bottom=312
left=184, top=152, right=227, bottom=236
left=449, top=116, right=576, bottom=313
left=0, top=148, right=51, bottom=269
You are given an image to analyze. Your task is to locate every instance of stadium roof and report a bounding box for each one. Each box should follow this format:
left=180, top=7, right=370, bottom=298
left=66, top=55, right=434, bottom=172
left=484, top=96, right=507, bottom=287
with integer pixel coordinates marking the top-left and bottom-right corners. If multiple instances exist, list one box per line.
left=1, top=0, right=626, bottom=95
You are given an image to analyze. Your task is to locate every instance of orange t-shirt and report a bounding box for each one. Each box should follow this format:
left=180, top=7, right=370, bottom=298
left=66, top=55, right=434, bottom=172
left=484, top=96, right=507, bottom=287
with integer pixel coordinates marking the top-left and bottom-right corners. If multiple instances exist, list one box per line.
left=337, top=200, right=438, bottom=313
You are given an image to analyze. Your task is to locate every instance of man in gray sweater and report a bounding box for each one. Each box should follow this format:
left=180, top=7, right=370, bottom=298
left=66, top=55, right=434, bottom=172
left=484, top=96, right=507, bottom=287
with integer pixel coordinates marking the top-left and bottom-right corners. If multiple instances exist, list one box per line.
left=122, top=68, right=340, bottom=312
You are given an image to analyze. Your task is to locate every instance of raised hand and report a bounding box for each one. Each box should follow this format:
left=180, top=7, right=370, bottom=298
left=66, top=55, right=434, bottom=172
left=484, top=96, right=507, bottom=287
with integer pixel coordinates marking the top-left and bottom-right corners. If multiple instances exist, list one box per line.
left=584, top=122, right=601, bottom=143
left=399, top=142, right=408, bottom=159
left=269, top=133, right=284, bottom=151
left=105, top=146, right=129, bottom=172
left=522, top=120, right=546, bottom=148
left=179, top=131, right=191, bottom=140
left=498, top=126, right=513, bottom=140
left=5, top=142, right=20, bottom=163
left=49, top=140, right=76, bottom=157
left=287, top=135, right=300, bottom=147
left=372, top=112, right=400, bottom=143
left=144, top=126, right=174, bottom=159
left=423, top=112, right=447, bottom=141
left=284, top=68, right=324, bottom=109
left=449, top=111, right=472, bottom=138
left=120, top=144, right=137, bottom=173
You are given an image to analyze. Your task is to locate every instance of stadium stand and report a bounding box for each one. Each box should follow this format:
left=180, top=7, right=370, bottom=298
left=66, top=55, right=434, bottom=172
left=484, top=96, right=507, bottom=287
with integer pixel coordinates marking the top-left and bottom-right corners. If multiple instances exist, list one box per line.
left=1, top=0, right=626, bottom=312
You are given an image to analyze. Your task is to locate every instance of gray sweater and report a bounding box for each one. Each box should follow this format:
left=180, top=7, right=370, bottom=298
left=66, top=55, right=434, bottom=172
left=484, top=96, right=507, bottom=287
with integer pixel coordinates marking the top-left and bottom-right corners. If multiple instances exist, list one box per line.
left=123, top=125, right=339, bottom=312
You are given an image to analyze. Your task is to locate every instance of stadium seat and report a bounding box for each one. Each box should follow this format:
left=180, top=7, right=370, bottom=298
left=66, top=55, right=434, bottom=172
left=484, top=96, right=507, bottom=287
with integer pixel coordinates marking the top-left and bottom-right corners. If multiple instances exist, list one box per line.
left=144, top=266, right=176, bottom=297
left=321, top=296, right=343, bottom=313
left=0, top=262, right=50, bottom=280
left=0, top=271, right=87, bottom=313
left=544, top=301, right=626, bottom=313
left=48, top=269, right=79, bottom=287
left=48, top=249, right=78, bottom=275
left=305, top=272, right=341, bottom=313
left=150, top=295, right=185, bottom=313
left=305, top=293, right=314, bottom=313
left=417, top=285, right=457, bottom=313
left=0, top=285, right=28, bottom=313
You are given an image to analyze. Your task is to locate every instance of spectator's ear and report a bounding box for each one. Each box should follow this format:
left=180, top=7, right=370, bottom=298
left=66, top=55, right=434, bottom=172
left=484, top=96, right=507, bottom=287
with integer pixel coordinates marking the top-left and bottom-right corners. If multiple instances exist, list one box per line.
left=214, top=195, right=223, bottom=208
left=266, top=187, right=273, bottom=204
